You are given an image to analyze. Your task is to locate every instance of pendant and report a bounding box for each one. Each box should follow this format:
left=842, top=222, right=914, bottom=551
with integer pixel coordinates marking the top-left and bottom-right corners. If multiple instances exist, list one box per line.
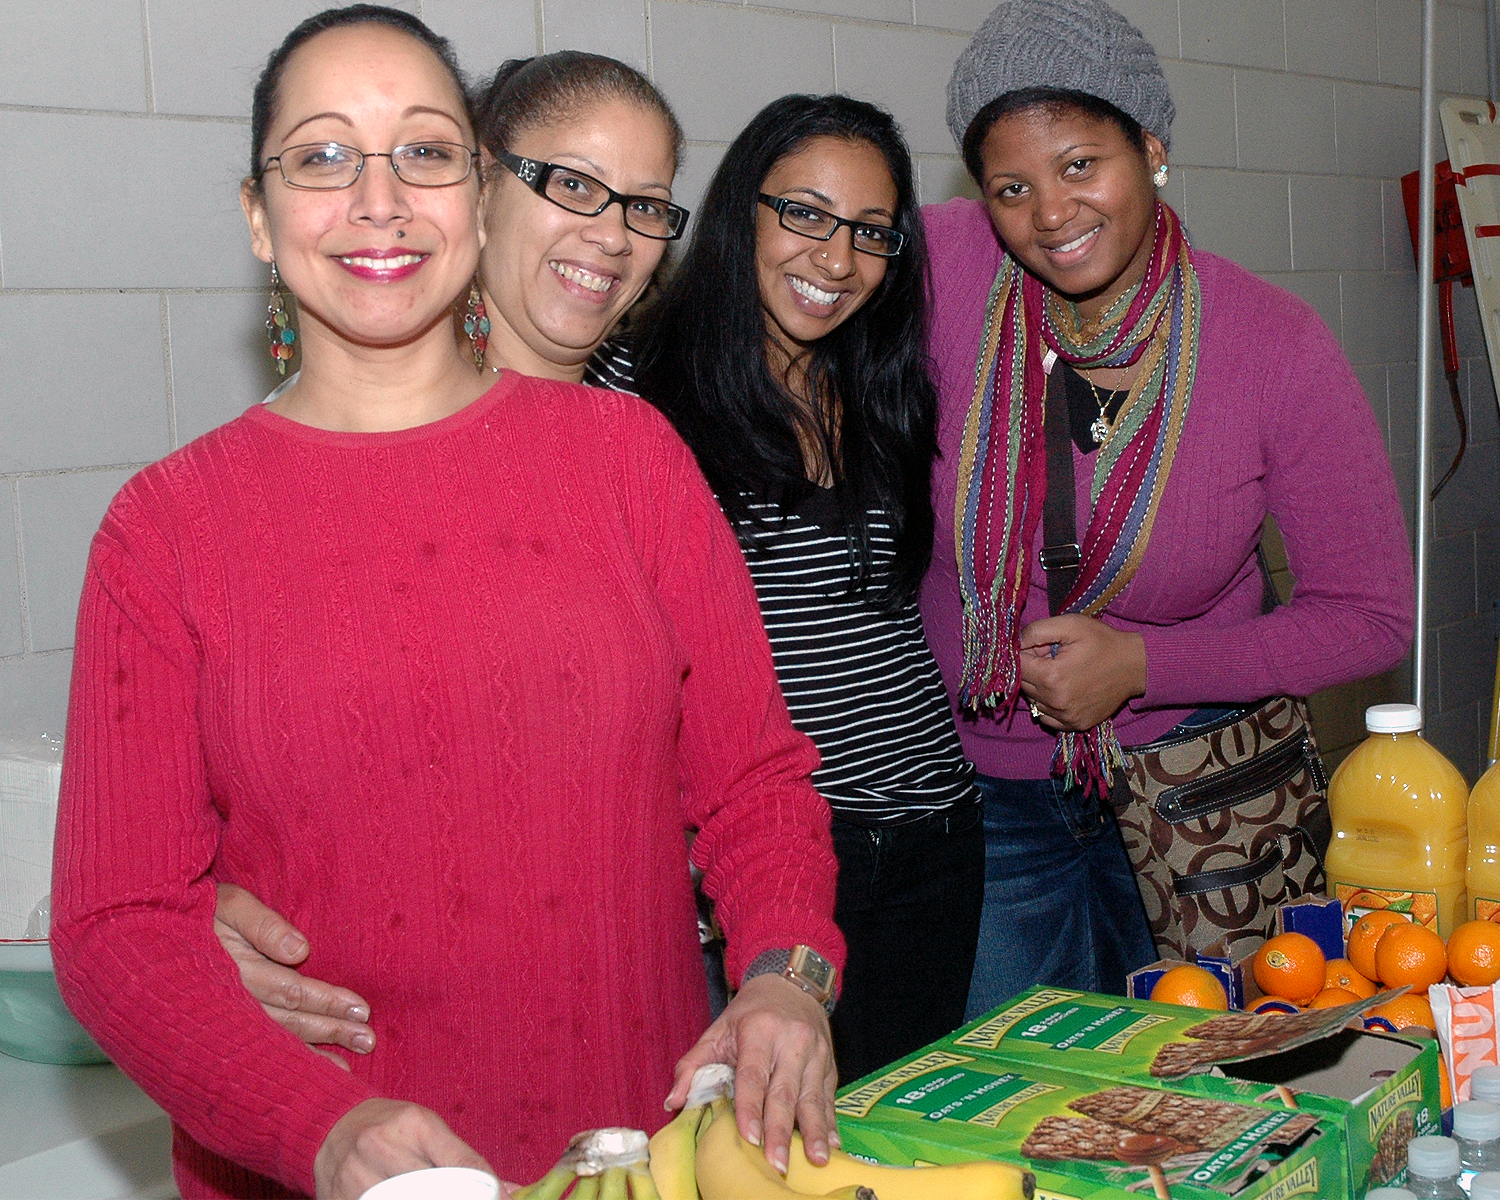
left=1091, top=415, right=1111, bottom=444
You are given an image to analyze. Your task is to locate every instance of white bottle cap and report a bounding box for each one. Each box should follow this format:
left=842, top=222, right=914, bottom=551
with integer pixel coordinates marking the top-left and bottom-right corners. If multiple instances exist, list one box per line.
left=1471, top=1172, right=1500, bottom=1200
left=1363, top=1190, right=1417, bottom=1200
left=1473, top=1066, right=1500, bottom=1103
left=1455, top=1099, right=1500, bottom=1140
left=1365, top=703, right=1423, bottom=734
left=1407, top=1134, right=1462, bottom=1179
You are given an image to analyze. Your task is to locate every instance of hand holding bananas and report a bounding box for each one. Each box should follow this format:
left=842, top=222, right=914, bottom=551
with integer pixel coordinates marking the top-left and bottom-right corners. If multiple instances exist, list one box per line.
left=314, top=1097, right=495, bottom=1200
left=511, top=1129, right=659, bottom=1200
left=646, top=1065, right=1037, bottom=1200
left=664, top=973, right=837, bottom=1174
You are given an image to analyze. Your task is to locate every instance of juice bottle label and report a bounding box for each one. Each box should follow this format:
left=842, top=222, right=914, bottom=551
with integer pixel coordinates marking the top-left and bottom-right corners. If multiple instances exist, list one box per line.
left=1475, top=897, right=1500, bottom=922
left=1334, top=882, right=1440, bottom=931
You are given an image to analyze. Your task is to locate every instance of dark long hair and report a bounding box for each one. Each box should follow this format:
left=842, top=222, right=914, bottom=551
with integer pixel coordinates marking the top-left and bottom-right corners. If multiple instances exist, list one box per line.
left=249, top=5, right=468, bottom=180
left=634, top=94, right=936, bottom=610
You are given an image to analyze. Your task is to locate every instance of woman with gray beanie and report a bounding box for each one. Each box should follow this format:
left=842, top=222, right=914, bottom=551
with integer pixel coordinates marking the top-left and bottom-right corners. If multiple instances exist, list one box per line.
left=920, top=0, right=1413, bottom=1013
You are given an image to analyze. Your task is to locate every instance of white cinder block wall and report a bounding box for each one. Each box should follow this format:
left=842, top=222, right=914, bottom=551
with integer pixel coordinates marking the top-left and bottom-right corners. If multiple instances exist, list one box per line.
left=2, top=0, right=1498, bottom=777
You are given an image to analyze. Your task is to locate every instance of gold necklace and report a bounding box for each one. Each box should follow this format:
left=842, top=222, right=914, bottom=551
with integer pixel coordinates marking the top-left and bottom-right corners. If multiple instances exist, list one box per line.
left=1082, top=369, right=1113, bottom=445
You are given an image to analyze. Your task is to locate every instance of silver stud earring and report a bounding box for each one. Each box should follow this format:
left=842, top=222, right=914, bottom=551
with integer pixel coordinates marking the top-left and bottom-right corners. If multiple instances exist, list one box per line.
left=1154, top=164, right=1170, bottom=188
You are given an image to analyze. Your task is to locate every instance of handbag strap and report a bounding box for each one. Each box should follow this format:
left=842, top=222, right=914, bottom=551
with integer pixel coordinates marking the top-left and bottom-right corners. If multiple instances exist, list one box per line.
left=1041, top=360, right=1080, bottom=617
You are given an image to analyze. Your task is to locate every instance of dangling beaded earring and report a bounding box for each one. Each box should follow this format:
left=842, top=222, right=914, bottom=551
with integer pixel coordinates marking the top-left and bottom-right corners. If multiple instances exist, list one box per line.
left=463, top=280, right=491, bottom=370
left=266, top=262, right=296, bottom=376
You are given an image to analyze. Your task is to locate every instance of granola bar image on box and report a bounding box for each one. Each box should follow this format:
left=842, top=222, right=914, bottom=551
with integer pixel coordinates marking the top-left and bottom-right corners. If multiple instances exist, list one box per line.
left=1019, top=1114, right=1196, bottom=1163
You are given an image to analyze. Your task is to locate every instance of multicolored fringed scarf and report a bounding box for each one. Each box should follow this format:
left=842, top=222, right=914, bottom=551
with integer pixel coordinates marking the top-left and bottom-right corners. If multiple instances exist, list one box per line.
left=954, top=201, right=1202, bottom=796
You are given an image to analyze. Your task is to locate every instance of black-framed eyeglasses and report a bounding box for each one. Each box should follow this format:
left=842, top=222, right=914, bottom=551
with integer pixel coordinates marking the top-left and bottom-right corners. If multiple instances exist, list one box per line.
left=497, top=151, right=689, bottom=240
left=757, top=194, right=905, bottom=257
left=260, top=142, right=480, bottom=190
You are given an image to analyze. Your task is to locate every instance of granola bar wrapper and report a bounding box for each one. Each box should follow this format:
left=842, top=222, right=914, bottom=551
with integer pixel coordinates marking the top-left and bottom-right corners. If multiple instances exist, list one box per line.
left=1430, top=983, right=1500, bottom=1104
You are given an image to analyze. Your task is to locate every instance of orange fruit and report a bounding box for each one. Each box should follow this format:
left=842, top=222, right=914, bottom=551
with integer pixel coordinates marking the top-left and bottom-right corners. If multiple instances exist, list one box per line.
left=1252, top=932, right=1327, bottom=1005
left=1367, top=992, right=1436, bottom=1031
left=1447, top=920, right=1500, bottom=987
left=1307, top=987, right=1363, bottom=1009
left=1150, top=964, right=1229, bottom=1009
left=1324, top=958, right=1378, bottom=999
left=1374, top=922, right=1448, bottom=991
left=1441, top=1055, right=1454, bottom=1108
left=1346, top=910, right=1412, bottom=980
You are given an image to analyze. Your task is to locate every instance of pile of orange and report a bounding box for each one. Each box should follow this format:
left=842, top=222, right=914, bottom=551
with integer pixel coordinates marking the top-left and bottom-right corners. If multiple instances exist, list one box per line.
left=1149, top=964, right=1228, bottom=1009
left=1243, top=915, right=1500, bottom=1029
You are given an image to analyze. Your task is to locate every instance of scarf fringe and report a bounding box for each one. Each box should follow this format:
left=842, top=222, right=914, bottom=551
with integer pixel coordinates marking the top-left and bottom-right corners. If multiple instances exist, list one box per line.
left=1053, top=721, right=1126, bottom=799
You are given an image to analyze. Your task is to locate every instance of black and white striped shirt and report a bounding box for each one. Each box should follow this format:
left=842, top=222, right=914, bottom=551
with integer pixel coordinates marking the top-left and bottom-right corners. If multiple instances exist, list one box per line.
left=586, top=342, right=977, bottom=825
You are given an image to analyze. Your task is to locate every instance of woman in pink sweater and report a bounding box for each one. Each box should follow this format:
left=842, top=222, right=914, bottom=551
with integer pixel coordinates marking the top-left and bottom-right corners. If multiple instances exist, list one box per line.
left=924, top=0, right=1413, bottom=1015
left=50, top=9, right=842, bottom=1198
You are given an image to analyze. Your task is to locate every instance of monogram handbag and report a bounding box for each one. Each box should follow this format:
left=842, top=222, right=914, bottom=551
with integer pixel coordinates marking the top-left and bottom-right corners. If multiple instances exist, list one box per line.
left=1040, top=364, right=1331, bottom=961
left=1108, top=696, right=1331, bottom=960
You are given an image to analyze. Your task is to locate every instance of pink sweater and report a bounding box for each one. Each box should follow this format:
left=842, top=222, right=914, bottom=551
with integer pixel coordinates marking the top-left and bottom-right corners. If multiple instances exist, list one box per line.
left=919, top=199, right=1414, bottom=779
left=51, top=373, right=843, bottom=1197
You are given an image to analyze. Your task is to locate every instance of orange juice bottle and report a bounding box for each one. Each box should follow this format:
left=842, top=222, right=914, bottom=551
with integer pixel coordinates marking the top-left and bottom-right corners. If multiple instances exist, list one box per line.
left=1468, top=761, right=1500, bottom=920
left=1326, top=703, right=1469, bottom=936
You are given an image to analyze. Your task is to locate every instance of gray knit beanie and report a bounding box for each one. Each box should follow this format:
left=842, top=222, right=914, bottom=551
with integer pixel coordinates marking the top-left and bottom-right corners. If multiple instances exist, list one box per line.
left=946, top=0, right=1174, bottom=153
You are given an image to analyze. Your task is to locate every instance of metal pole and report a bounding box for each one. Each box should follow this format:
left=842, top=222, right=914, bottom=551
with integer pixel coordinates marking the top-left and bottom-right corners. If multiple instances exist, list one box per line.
left=1415, top=0, right=1437, bottom=713
left=1489, top=0, right=1499, bottom=102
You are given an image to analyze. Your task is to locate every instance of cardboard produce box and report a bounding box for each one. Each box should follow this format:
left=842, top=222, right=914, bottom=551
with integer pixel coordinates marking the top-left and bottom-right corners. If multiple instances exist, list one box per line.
left=943, top=987, right=1440, bottom=1197
left=834, top=1048, right=1340, bottom=1200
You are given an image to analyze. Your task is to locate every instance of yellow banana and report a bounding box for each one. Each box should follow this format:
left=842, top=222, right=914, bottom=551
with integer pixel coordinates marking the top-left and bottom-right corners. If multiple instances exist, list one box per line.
left=511, top=1162, right=577, bottom=1200
left=572, top=1177, right=601, bottom=1200
left=627, top=1163, right=663, bottom=1200
left=693, top=1096, right=814, bottom=1200
left=784, top=1132, right=1035, bottom=1200
left=648, top=1103, right=706, bottom=1200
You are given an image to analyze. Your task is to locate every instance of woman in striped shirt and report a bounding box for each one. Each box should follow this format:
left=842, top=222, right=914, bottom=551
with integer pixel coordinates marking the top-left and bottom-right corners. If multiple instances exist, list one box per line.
left=633, top=95, right=983, bottom=1085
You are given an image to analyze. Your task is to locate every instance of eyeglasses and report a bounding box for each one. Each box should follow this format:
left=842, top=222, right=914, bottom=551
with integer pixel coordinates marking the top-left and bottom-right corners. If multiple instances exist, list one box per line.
left=497, top=151, right=689, bottom=240
left=260, top=142, right=480, bottom=190
left=757, top=194, right=905, bottom=258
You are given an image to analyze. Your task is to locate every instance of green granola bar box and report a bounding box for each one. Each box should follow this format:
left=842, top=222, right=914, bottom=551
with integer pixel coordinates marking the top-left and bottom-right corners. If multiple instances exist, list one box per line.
left=940, top=986, right=1440, bottom=1197
left=833, top=1046, right=1341, bottom=1200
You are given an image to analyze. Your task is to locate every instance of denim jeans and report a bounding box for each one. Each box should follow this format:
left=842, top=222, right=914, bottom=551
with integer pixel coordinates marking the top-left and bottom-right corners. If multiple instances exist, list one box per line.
left=830, top=804, right=984, bottom=1083
left=964, top=775, right=1156, bottom=1020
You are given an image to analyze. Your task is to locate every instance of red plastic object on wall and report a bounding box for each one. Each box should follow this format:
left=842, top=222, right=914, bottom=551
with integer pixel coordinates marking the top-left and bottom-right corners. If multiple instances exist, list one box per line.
left=1401, top=161, right=1473, bottom=497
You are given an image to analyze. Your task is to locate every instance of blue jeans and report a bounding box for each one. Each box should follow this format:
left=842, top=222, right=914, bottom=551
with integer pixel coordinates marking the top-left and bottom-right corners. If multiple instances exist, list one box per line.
left=964, top=775, right=1156, bottom=1019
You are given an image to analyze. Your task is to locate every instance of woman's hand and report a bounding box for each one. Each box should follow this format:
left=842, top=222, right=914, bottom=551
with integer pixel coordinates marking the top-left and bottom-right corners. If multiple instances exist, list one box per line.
left=1018, top=614, right=1147, bottom=731
left=665, top=974, right=837, bottom=1174
left=314, top=1098, right=495, bottom=1199
left=214, top=882, right=375, bottom=1062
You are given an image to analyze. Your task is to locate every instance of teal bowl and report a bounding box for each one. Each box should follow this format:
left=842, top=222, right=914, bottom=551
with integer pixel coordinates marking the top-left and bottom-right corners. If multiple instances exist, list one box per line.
left=0, top=940, right=110, bottom=1065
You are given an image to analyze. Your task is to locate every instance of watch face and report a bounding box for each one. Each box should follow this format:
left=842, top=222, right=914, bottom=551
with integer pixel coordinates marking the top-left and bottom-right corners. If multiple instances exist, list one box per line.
left=789, top=945, right=836, bottom=998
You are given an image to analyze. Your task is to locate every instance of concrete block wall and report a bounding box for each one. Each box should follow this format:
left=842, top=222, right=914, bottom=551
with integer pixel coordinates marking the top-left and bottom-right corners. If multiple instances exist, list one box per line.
left=2, top=0, right=1497, bottom=779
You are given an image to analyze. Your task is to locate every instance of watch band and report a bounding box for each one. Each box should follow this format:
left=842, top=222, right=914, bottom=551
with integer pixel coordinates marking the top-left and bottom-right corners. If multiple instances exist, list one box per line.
left=742, top=946, right=837, bottom=1014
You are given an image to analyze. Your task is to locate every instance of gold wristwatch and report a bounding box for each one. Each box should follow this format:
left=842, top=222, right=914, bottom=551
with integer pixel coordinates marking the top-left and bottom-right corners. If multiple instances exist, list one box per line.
left=743, top=945, right=838, bottom=1014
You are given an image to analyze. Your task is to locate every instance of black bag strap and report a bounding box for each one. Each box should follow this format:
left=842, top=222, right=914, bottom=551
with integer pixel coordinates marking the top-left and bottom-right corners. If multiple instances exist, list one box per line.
left=1041, top=360, right=1080, bottom=617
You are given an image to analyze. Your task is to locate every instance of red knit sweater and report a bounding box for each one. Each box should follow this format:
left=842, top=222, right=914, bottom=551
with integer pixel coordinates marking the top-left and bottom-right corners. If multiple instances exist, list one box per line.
left=51, top=373, right=843, bottom=1198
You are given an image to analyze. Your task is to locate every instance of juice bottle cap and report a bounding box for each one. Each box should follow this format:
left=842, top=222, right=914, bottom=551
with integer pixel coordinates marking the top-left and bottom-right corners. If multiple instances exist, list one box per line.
left=1363, top=1191, right=1417, bottom=1200
left=1472, top=1173, right=1500, bottom=1200
left=1407, top=1134, right=1461, bottom=1178
left=1365, top=703, right=1423, bottom=734
left=1474, top=1066, right=1500, bottom=1103
left=1454, top=1099, right=1500, bottom=1140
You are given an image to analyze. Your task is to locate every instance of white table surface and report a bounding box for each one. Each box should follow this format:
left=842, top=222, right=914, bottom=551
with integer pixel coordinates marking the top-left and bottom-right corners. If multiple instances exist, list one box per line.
left=0, top=1052, right=175, bottom=1199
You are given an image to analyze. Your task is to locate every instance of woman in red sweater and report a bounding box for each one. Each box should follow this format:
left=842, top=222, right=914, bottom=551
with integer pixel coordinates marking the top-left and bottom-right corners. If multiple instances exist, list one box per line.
left=50, top=8, right=843, bottom=1198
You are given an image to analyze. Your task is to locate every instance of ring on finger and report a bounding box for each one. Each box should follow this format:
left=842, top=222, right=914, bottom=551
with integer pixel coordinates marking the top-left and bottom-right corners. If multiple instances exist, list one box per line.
left=1028, top=700, right=1042, bottom=720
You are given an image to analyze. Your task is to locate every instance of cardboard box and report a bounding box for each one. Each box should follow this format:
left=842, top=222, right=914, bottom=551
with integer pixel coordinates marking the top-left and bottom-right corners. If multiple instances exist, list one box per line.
left=943, top=987, right=1440, bottom=1197
left=834, top=1048, right=1341, bottom=1200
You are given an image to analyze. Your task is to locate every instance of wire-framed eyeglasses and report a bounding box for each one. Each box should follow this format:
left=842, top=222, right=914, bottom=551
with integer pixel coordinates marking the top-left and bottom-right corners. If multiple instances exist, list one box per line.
left=497, top=151, right=689, bottom=240
left=757, top=194, right=905, bottom=257
left=260, top=142, right=480, bottom=190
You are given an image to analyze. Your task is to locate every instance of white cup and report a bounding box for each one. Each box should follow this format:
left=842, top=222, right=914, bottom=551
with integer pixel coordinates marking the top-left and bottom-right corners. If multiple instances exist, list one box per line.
left=358, top=1167, right=501, bottom=1200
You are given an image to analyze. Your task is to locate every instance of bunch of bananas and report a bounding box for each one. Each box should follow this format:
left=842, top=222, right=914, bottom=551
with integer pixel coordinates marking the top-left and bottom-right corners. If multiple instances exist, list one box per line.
left=646, top=1066, right=1036, bottom=1200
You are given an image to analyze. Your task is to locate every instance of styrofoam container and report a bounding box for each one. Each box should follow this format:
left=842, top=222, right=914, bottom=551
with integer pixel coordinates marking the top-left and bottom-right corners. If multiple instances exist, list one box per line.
left=0, top=940, right=109, bottom=1065
left=0, top=733, right=63, bottom=941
